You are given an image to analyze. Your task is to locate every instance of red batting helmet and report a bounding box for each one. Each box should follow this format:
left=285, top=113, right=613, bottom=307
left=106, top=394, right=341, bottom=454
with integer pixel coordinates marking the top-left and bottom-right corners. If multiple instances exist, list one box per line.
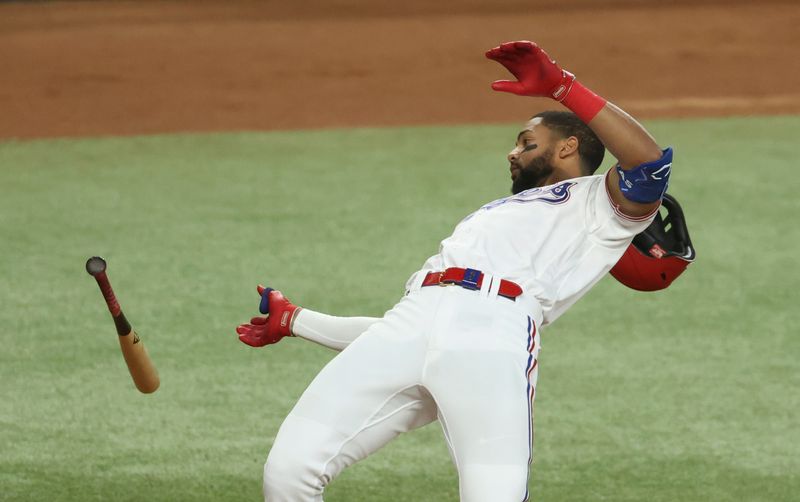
left=610, top=193, right=696, bottom=291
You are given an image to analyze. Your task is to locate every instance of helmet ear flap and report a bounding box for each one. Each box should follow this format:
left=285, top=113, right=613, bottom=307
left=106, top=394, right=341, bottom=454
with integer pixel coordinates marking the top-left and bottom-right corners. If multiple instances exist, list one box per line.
left=610, top=245, right=691, bottom=291
left=610, top=193, right=696, bottom=291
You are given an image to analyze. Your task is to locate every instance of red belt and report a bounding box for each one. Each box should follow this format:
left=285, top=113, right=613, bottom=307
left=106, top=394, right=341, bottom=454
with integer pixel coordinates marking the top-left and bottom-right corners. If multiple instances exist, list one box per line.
left=421, top=268, right=523, bottom=301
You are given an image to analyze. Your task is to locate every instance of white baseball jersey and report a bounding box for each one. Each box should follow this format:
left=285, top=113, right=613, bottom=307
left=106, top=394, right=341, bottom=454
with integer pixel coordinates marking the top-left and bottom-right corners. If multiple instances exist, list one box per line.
left=412, top=171, right=657, bottom=326
left=264, top=171, right=660, bottom=502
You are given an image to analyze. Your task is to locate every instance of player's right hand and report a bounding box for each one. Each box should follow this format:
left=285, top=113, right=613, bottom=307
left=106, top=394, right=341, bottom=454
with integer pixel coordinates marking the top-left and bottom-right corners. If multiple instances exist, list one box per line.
left=235, top=285, right=300, bottom=347
left=485, top=40, right=574, bottom=100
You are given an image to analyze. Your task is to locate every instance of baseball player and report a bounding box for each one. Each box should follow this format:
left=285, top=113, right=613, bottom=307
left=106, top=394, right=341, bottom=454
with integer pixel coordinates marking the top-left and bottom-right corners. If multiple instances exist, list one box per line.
left=236, top=40, right=673, bottom=501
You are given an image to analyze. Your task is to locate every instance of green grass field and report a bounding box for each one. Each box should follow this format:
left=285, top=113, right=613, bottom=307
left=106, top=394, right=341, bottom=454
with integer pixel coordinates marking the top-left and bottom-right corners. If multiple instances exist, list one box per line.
left=2, top=116, right=798, bottom=501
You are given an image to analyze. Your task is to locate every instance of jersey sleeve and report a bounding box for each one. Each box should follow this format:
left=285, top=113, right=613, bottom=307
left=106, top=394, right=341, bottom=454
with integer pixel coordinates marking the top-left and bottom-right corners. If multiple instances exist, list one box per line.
left=585, top=171, right=659, bottom=246
left=292, top=310, right=381, bottom=351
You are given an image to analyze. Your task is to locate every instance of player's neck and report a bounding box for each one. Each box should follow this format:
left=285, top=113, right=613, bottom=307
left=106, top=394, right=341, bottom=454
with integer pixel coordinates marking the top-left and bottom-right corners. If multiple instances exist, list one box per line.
left=541, top=171, right=573, bottom=186
left=547, top=165, right=584, bottom=185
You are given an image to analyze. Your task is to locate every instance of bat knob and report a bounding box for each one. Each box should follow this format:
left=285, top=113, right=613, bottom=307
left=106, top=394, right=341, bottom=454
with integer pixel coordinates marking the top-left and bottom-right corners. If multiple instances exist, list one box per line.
left=86, top=256, right=107, bottom=276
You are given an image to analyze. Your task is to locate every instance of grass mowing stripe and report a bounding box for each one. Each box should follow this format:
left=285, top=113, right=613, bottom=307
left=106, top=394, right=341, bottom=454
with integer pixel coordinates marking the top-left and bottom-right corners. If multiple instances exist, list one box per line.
left=1, top=116, right=798, bottom=501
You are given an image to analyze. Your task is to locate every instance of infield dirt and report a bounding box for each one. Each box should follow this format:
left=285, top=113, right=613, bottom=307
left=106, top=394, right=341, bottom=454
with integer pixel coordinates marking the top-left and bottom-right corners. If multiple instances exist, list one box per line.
left=1, top=0, right=798, bottom=139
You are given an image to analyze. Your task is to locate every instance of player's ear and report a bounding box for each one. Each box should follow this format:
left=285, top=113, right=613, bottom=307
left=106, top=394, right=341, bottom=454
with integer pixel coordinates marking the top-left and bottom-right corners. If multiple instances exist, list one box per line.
left=557, top=136, right=579, bottom=159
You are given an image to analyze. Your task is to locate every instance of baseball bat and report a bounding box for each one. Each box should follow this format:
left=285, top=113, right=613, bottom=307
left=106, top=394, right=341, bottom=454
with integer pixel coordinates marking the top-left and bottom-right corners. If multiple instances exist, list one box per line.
left=86, top=256, right=160, bottom=394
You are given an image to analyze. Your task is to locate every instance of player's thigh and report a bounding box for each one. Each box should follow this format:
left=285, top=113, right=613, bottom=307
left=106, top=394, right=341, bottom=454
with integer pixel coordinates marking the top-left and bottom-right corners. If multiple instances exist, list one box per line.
left=266, top=295, right=435, bottom=480
left=429, top=349, right=534, bottom=455
left=432, top=353, right=534, bottom=501
left=288, top=295, right=432, bottom=428
left=426, top=301, right=537, bottom=501
left=266, top=384, right=437, bottom=491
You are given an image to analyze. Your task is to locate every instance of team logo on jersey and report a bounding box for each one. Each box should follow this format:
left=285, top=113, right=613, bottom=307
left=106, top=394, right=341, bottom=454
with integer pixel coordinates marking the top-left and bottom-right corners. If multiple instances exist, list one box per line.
left=461, top=181, right=577, bottom=222
left=513, top=181, right=576, bottom=205
left=481, top=181, right=576, bottom=210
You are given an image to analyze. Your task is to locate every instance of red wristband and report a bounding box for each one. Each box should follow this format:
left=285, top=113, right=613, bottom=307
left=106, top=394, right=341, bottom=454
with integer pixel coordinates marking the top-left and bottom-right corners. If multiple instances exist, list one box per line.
left=554, top=71, right=607, bottom=124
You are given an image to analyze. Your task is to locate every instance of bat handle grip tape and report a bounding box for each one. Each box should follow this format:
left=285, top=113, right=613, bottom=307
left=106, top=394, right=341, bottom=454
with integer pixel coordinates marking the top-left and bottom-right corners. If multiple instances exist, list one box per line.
left=94, top=271, right=122, bottom=317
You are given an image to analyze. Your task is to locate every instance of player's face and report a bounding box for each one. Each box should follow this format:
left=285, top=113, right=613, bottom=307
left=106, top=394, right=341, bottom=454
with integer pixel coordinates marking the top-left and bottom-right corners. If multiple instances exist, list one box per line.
left=508, top=118, right=556, bottom=194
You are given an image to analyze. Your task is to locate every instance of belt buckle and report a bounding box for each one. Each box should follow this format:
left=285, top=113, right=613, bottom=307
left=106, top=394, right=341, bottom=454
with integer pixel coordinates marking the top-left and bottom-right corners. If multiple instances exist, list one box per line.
left=438, top=271, right=451, bottom=286
left=461, top=268, right=481, bottom=290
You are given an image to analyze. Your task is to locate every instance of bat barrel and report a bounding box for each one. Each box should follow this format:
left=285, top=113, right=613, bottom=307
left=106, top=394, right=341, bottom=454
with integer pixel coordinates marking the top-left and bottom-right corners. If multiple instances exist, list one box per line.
left=118, top=330, right=160, bottom=393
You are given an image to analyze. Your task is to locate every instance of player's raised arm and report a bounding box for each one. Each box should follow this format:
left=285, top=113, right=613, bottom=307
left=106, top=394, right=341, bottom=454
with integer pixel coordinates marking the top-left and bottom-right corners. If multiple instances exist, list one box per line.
left=486, top=41, right=670, bottom=218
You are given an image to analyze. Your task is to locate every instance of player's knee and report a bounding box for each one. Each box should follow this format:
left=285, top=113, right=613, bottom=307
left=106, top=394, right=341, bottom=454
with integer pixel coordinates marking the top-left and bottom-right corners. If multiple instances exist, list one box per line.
left=262, top=442, right=325, bottom=501
left=458, top=463, right=530, bottom=502
left=261, top=413, right=349, bottom=500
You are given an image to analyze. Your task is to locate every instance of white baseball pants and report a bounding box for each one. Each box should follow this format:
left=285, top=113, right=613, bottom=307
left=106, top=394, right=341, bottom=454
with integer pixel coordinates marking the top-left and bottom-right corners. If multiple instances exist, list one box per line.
left=263, top=282, right=542, bottom=502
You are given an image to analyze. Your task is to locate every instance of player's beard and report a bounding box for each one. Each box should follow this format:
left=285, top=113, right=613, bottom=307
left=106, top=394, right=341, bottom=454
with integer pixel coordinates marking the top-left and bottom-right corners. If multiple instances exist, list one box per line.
left=511, top=147, right=556, bottom=194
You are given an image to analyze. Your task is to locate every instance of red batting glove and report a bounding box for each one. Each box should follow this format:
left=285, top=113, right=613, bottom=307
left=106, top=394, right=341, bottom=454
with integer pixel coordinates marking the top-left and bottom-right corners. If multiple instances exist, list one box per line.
left=486, top=41, right=571, bottom=98
left=486, top=40, right=606, bottom=123
left=235, top=285, right=300, bottom=347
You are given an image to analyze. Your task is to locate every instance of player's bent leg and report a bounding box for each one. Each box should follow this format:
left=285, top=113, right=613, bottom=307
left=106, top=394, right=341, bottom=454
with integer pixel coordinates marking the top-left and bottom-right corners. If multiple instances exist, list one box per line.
left=263, top=387, right=436, bottom=501
left=262, top=294, right=437, bottom=501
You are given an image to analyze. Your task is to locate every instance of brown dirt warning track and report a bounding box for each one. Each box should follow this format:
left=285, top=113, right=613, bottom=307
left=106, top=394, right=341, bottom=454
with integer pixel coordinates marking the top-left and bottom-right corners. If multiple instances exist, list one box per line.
left=1, top=0, right=799, bottom=140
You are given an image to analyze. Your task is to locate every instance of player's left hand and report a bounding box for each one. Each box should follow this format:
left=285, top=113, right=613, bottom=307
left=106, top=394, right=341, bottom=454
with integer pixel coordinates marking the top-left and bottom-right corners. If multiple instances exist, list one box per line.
left=236, top=316, right=283, bottom=347
left=485, top=40, right=574, bottom=99
left=235, top=285, right=299, bottom=347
